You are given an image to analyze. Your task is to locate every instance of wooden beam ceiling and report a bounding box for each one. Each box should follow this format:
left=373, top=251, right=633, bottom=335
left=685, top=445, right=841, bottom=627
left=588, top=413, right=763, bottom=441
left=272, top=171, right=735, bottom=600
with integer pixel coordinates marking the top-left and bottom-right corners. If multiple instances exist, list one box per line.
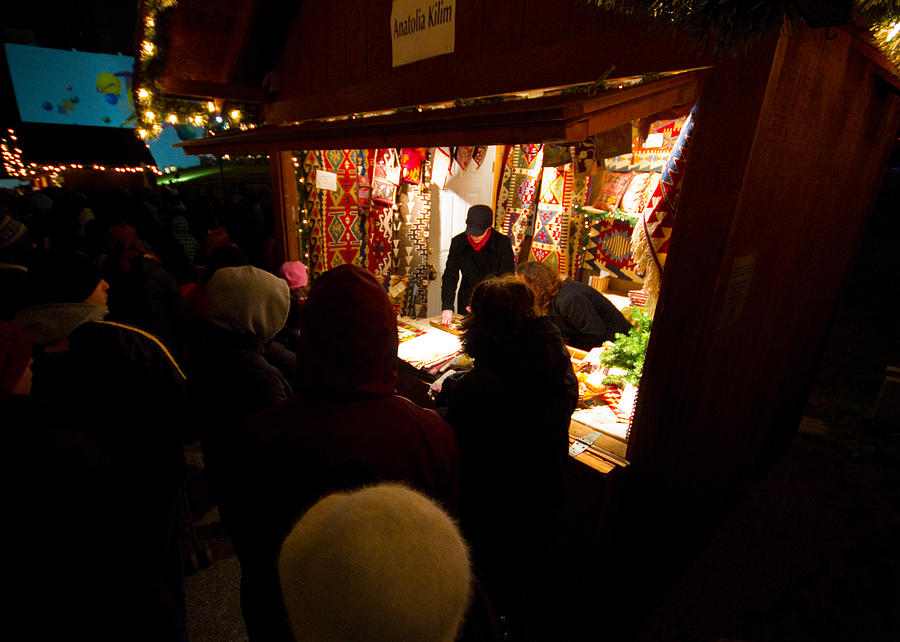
left=174, top=69, right=710, bottom=155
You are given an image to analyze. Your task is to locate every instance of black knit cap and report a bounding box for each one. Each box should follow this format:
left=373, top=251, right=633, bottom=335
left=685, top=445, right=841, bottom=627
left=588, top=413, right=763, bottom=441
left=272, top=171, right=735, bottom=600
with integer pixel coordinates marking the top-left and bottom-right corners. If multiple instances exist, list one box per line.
left=28, top=249, right=103, bottom=305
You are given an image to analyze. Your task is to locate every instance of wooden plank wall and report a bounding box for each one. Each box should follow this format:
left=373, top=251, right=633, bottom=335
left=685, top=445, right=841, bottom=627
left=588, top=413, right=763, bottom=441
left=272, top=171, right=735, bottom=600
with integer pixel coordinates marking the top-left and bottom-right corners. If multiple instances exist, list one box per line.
left=266, top=0, right=711, bottom=125
left=624, top=24, right=900, bottom=562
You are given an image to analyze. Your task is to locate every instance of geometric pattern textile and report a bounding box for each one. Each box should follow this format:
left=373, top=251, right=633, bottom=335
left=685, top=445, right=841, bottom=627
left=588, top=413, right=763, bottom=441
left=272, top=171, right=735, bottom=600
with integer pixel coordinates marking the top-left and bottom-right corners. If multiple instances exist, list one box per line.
left=496, top=144, right=544, bottom=262
left=364, top=150, right=394, bottom=280
left=583, top=216, right=640, bottom=282
left=605, top=117, right=687, bottom=173
left=300, top=150, right=325, bottom=279
left=568, top=172, right=592, bottom=280
left=631, top=104, right=697, bottom=311
left=528, top=163, right=573, bottom=275
left=317, top=149, right=367, bottom=270
left=367, top=204, right=393, bottom=279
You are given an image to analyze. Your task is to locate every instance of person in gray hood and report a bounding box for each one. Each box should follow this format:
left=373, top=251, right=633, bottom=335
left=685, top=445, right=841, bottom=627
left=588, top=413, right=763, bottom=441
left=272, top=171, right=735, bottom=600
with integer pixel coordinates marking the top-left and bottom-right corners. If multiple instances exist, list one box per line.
left=186, top=265, right=292, bottom=523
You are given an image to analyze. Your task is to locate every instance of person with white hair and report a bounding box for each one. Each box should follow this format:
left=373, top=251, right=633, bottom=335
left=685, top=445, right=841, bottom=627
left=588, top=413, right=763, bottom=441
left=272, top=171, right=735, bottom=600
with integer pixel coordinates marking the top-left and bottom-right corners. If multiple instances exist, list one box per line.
left=278, top=483, right=472, bottom=642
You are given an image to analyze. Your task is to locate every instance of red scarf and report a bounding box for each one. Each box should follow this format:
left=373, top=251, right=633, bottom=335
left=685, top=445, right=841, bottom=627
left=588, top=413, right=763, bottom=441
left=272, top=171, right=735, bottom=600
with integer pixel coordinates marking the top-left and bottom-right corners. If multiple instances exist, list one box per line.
left=467, top=227, right=492, bottom=251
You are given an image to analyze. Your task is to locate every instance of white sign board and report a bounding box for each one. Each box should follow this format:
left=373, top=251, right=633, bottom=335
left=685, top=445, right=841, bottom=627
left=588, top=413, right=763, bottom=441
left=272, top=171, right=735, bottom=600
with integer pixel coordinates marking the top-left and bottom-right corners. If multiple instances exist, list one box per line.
left=391, top=0, right=456, bottom=67
left=315, top=169, right=337, bottom=191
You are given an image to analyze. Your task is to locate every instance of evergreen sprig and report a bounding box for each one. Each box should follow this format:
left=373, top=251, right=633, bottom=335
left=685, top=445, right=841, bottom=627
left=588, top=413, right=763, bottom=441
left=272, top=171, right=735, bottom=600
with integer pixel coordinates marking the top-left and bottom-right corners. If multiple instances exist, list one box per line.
left=599, top=306, right=653, bottom=387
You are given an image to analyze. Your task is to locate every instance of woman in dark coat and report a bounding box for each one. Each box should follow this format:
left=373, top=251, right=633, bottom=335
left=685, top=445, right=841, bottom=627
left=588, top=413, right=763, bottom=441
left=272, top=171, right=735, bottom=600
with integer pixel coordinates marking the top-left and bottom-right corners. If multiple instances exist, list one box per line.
left=440, top=275, right=578, bottom=641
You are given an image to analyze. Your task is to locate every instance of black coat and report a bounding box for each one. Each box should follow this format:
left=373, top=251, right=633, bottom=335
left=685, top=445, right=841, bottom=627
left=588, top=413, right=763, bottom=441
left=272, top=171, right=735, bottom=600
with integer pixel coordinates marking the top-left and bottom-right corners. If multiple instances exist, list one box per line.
left=442, top=316, right=578, bottom=612
left=549, top=279, right=633, bottom=350
left=441, top=230, right=515, bottom=313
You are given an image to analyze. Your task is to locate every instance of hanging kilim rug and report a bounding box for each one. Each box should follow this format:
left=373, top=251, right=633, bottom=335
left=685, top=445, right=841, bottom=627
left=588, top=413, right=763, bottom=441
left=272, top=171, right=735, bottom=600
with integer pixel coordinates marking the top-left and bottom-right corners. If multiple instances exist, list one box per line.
left=318, top=149, right=367, bottom=270
left=366, top=149, right=393, bottom=279
left=496, top=144, right=544, bottom=262
left=631, top=103, right=697, bottom=311
left=300, top=150, right=325, bottom=278
left=528, top=163, right=573, bottom=275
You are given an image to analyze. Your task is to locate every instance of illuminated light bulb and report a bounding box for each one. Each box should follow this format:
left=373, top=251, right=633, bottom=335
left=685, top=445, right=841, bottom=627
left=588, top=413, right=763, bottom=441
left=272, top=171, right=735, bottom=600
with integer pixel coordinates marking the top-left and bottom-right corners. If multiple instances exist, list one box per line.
left=138, top=129, right=149, bottom=139
left=142, top=41, right=155, bottom=56
left=146, top=16, right=155, bottom=28
left=207, top=101, right=216, bottom=112
left=137, top=88, right=149, bottom=100
left=167, top=114, right=178, bottom=124
left=230, top=109, right=240, bottom=120
left=145, top=110, right=156, bottom=121
left=215, top=116, right=223, bottom=123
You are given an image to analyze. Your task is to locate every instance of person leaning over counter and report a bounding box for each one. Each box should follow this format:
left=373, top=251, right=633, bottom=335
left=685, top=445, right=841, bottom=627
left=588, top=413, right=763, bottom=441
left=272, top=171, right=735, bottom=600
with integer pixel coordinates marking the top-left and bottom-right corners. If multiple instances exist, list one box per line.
left=516, top=260, right=633, bottom=351
left=440, top=204, right=515, bottom=326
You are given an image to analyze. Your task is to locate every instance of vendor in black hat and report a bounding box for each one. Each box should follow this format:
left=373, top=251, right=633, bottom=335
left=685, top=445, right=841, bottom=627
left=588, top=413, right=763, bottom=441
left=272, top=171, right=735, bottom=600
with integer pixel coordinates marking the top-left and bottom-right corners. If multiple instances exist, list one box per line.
left=440, top=204, right=515, bottom=326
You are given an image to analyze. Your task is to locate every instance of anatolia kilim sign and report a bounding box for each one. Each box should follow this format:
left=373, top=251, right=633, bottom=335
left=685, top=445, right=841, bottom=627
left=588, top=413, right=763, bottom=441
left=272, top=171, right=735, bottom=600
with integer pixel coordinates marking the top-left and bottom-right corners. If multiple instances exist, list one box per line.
left=391, top=0, right=455, bottom=67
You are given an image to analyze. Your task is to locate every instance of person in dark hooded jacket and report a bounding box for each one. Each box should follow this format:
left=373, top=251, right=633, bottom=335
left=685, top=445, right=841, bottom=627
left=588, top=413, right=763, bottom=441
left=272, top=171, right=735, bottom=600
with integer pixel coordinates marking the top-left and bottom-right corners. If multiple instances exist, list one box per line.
left=440, top=275, right=578, bottom=642
left=230, top=264, right=460, bottom=642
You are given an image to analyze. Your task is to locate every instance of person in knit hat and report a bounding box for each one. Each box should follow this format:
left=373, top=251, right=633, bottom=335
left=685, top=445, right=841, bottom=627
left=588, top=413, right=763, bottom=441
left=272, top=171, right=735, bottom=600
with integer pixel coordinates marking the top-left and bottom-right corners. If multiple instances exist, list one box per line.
left=0, top=320, right=33, bottom=396
left=278, top=483, right=472, bottom=642
left=267, top=260, right=311, bottom=386
left=278, top=260, right=308, bottom=289
left=13, top=248, right=191, bottom=642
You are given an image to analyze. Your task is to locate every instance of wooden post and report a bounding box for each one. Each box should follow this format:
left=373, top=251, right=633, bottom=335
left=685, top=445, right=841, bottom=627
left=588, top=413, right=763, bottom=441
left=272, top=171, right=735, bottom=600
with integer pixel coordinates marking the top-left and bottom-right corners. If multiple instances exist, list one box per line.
left=268, top=151, right=300, bottom=268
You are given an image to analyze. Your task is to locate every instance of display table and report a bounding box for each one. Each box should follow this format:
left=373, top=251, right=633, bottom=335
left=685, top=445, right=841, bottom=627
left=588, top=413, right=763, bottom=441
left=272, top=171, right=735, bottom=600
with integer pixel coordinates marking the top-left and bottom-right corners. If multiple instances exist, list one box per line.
left=395, top=315, right=632, bottom=474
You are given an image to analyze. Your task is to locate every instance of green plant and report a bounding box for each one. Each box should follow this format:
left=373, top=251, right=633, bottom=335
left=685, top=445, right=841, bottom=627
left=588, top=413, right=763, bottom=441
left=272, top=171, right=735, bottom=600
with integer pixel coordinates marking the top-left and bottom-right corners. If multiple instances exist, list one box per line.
left=599, top=306, right=652, bottom=387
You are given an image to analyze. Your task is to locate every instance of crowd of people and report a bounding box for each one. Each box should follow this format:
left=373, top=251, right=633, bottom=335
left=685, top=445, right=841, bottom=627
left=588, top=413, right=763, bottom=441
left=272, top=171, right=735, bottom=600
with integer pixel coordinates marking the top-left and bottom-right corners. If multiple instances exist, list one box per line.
left=0, top=187, right=626, bottom=641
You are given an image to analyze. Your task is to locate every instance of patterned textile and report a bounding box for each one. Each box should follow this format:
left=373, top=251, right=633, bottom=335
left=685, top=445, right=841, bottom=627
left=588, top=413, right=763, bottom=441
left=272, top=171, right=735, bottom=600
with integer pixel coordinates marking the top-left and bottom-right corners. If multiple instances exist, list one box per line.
left=568, top=172, right=593, bottom=280
left=583, top=216, right=640, bottom=281
left=619, top=172, right=657, bottom=216
left=571, top=125, right=633, bottom=178
left=592, top=171, right=635, bottom=211
left=372, top=148, right=400, bottom=206
left=631, top=104, right=697, bottom=311
left=317, top=149, right=367, bottom=270
left=431, top=147, right=452, bottom=190
left=300, top=150, right=325, bottom=278
left=390, top=179, right=432, bottom=317
left=528, top=164, right=574, bottom=275
left=397, top=319, right=426, bottom=343
left=605, top=117, right=687, bottom=173
left=495, top=144, right=544, bottom=262
left=385, top=274, right=415, bottom=317
left=400, top=148, right=427, bottom=184
left=472, top=146, right=488, bottom=169
left=367, top=204, right=393, bottom=280
left=542, top=143, right=572, bottom=167
left=453, top=146, right=474, bottom=173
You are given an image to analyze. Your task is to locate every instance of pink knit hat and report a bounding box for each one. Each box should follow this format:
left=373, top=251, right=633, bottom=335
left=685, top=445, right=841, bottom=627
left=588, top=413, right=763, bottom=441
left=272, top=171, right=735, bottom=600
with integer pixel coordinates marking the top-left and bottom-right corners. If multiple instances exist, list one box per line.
left=279, top=261, right=308, bottom=289
left=0, top=321, right=32, bottom=396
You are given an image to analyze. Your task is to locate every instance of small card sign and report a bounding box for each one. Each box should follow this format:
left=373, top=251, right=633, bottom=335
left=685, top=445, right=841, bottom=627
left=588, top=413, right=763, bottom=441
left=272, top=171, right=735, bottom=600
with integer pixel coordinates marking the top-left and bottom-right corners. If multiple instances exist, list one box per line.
left=391, top=0, right=456, bottom=67
left=315, top=169, right=337, bottom=191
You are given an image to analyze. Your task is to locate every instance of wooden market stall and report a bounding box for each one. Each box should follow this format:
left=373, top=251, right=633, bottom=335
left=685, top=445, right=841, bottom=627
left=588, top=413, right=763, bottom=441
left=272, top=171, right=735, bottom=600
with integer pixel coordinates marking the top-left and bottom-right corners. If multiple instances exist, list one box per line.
left=146, top=0, right=900, bottom=618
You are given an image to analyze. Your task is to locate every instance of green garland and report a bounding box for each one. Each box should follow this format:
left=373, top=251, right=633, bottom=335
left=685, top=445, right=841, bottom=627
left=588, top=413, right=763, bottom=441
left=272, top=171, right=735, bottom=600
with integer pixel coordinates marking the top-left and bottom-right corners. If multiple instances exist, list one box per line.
left=292, top=152, right=319, bottom=268
left=590, top=0, right=900, bottom=66
left=134, top=0, right=261, bottom=140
